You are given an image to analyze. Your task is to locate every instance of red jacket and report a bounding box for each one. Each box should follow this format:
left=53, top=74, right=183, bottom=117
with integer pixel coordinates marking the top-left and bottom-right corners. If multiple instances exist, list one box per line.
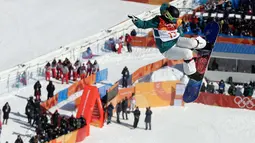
left=125, top=35, right=132, bottom=43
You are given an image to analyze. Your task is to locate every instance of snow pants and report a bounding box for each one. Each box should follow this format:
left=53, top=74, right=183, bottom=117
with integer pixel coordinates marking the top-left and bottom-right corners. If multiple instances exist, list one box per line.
left=62, top=73, right=69, bottom=84
left=45, top=71, right=51, bottom=81
left=162, top=36, right=206, bottom=75
left=52, top=68, right=57, bottom=78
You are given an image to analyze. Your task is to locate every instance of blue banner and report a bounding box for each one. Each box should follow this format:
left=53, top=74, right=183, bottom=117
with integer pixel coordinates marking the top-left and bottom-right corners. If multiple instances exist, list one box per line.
left=214, top=43, right=255, bottom=54
left=98, top=84, right=113, bottom=98
left=96, top=68, right=108, bottom=83
left=57, top=88, right=68, bottom=103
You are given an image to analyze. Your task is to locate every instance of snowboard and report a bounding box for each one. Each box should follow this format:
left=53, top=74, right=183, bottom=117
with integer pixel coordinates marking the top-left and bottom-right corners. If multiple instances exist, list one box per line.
left=182, top=21, right=220, bottom=103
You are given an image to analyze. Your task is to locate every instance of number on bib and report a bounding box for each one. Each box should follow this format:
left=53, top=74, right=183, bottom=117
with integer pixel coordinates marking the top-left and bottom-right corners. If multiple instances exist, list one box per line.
left=168, top=31, right=177, bottom=38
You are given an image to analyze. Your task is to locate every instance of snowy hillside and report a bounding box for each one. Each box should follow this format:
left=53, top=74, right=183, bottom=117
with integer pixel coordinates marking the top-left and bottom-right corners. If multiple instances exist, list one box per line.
left=2, top=46, right=255, bottom=143
left=0, top=47, right=166, bottom=142
left=86, top=103, right=255, bottom=143
left=0, top=0, right=157, bottom=71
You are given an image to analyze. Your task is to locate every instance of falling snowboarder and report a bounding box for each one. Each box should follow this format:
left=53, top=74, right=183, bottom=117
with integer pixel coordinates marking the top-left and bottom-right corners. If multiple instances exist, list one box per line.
left=129, top=3, right=206, bottom=81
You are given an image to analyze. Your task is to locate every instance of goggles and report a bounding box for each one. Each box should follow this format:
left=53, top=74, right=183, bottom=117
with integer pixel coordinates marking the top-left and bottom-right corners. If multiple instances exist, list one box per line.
left=164, top=10, right=175, bottom=21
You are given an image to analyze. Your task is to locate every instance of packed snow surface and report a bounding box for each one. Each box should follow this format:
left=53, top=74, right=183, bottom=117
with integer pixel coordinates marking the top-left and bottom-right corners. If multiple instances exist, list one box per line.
left=0, top=0, right=157, bottom=71
left=1, top=47, right=255, bottom=143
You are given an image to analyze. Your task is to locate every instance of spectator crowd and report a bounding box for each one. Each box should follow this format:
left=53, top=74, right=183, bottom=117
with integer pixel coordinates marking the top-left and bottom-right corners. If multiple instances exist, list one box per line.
left=105, top=94, right=153, bottom=130
left=180, top=0, right=255, bottom=37
left=45, top=58, right=100, bottom=84
left=201, top=79, right=255, bottom=97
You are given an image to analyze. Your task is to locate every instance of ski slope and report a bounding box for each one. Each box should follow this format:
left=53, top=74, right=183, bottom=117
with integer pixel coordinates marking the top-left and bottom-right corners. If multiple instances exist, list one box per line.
left=1, top=46, right=255, bottom=143
left=0, top=0, right=157, bottom=72
left=0, top=47, right=164, bottom=142
left=86, top=103, right=255, bottom=143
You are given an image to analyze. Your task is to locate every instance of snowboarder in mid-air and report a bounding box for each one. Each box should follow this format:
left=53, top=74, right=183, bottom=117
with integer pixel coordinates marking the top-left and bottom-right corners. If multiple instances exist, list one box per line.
left=129, top=3, right=207, bottom=81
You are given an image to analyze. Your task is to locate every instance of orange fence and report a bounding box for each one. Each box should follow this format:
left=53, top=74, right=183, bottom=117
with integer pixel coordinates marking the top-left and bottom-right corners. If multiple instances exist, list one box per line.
left=46, top=129, right=80, bottom=143
left=41, top=74, right=96, bottom=110
left=108, top=87, right=135, bottom=109
left=47, top=85, right=104, bottom=143
left=195, top=92, right=255, bottom=111
left=131, top=58, right=182, bottom=83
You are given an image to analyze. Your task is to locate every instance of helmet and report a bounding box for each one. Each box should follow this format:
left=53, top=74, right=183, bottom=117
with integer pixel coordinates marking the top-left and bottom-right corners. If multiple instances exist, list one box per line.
left=160, top=3, right=180, bottom=21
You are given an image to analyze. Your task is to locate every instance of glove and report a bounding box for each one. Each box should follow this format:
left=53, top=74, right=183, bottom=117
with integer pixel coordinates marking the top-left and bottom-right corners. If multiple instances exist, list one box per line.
left=128, top=15, right=138, bottom=22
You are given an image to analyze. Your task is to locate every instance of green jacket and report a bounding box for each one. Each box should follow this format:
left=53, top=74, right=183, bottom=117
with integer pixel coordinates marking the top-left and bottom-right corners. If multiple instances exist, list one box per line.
left=133, top=16, right=184, bottom=53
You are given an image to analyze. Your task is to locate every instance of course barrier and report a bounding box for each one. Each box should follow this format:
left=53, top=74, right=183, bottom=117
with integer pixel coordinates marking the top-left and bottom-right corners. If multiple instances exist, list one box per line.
left=195, top=92, right=255, bottom=111
left=41, top=68, right=108, bottom=110
left=135, top=81, right=179, bottom=107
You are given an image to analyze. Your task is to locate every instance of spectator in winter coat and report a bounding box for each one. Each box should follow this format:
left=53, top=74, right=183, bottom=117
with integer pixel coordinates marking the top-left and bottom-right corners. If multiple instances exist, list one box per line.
left=72, top=65, right=78, bottom=81
left=46, top=81, right=55, bottom=100
left=51, top=110, right=60, bottom=128
left=130, top=93, right=136, bottom=112
left=145, top=107, right=152, bottom=130
left=41, top=113, right=48, bottom=130
left=122, top=97, right=128, bottom=120
left=2, top=102, right=11, bottom=124
left=218, top=80, right=225, bottom=94
left=121, top=66, right=130, bottom=88
left=51, top=59, right=57, bottom=78
left=33, top=81, right=42, bottom=101
left=206, top=82, right=215, bottom=93
left=56, top=60, right=63, bottom=80
left=80, top=64, right=87, bottom=79
left=116, top=36, right=124, bottom=54
left=235, top=86, right=243, bottom=96
left=125, top=33, right=132, bottom=52
left=25, top=100, right=34, bottom=124
left=74, top=60, right=81, bottom=76
left=116, top=102, right=122, bottom=123
left=107, top=103, right=114, bottom=124
left=92, top=60, right=100, bottom=74
left=60, top=117, right=69, bottom=134
left=67, top=61, right=73, bottom=81
left=200, top=82, right=206, bottom=92
left=29, top=135, right=39, bottom=143
left=130, top=29, right=137, bottom=36
left=211, top=59, right=219, bottom=71
left=133, top=106, right=140, bottom=128
left=86, top=60, right=93, bottom=76
left=45, top=62, right=51, bottom=81
left=14, top=135, right=24, bottom=143
left=68, top=115, right=76, bottom=131
left=79, top=116, right=87, bottom=127
left=228, top=83, right=236, bottom=96
left=61, top=65, right=69, bottom=84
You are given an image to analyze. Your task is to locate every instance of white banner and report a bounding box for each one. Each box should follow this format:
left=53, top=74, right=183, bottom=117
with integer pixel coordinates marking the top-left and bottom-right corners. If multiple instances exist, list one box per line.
left=176, top=83, right=186, bottom=96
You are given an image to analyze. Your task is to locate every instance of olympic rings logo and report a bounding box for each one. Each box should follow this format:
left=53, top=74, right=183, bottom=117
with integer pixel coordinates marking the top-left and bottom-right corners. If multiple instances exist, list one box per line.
left=234, top=96, right=255, bottom=109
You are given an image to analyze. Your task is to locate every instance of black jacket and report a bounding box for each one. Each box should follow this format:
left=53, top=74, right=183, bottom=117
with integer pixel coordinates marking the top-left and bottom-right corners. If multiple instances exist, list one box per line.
left=47, top=82, right=55, bottom=98
left=133, top=109, right=140, bottom=119
left=145, top=109, right=152, bottom=123
left=15, top=138, right=24, bottom=143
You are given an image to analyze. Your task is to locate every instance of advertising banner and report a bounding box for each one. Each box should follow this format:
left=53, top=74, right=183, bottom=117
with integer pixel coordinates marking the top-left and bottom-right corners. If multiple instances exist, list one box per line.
left=131, top=67, right=144, bottom=83
left=96, top=69, right=108, bottom=83
left=98, top=84, right=113, bottom=98
left=106, top=82, right=119, bottom=102
left=151, top=60, right=163, bottom=71
left=57, top=88, right=68, bottom=103
left=135, top=81, right=179, bottom=107
left=195, top=92, right=255, bottom=111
